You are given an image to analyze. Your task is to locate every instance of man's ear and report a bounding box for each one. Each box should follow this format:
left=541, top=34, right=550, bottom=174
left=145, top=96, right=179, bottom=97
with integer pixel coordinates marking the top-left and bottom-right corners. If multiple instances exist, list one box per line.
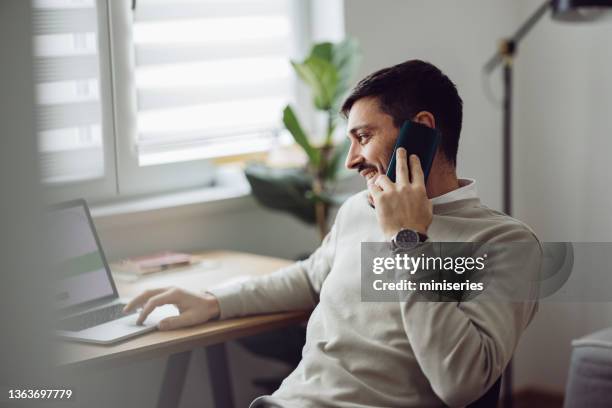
left=413, top=111, right=436, bottom=129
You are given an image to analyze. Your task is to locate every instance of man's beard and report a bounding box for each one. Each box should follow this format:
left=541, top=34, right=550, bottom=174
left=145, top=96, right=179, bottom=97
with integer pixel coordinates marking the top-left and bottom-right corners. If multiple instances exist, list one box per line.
left=358, top=164, right=379, bottom=209
left=357, top=163, right=379, bottom=180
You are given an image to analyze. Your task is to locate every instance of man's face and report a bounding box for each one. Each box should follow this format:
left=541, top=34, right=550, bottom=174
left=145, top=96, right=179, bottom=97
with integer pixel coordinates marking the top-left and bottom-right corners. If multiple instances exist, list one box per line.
left=345, top=97, right=398, bottom=183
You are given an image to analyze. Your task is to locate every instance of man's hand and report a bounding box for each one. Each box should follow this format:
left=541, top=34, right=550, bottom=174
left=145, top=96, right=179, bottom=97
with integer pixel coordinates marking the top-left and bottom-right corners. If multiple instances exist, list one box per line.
left=367, top=148, right=433, bottom=240
left=123, top=287, right=220, bottom=331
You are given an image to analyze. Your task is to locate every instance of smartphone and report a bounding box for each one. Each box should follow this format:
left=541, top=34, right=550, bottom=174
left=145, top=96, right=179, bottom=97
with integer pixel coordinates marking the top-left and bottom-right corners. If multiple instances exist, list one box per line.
left=386, top=120, right=441, bottom=183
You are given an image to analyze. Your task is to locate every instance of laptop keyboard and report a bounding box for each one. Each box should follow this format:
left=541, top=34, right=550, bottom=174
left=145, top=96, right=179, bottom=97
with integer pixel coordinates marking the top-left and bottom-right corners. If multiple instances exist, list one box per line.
left=58, top=303, right=135, bottom=332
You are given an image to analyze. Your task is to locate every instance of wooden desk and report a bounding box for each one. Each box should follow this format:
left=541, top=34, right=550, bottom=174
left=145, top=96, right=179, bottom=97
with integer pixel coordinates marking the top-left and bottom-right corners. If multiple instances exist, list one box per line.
left=57, top=250, right=311, bottom=407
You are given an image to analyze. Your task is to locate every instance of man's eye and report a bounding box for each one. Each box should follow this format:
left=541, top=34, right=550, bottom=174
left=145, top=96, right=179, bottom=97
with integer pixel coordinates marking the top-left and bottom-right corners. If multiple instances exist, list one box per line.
left=357, top=134, right=370, bottom=144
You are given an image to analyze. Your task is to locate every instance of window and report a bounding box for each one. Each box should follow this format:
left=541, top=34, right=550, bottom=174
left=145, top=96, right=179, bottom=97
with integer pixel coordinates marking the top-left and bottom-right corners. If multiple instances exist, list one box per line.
left=34, top=0, right=307, bottom=201
left=32, top=0, right=118, bottom=201
left=131, top=0, right=296, bottom=165
left=111, top=0, right=304, bottom=196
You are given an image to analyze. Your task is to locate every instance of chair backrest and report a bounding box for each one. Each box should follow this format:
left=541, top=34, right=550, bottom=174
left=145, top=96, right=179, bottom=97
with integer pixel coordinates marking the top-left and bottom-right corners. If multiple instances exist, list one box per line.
left=466, top=378, right=502, bottom=408
left=565, top=328, right=612, bottom=408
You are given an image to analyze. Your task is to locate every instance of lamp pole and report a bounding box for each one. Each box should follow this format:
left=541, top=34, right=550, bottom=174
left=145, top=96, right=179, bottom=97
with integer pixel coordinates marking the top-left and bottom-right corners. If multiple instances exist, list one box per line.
left=483, top=2, right=552, bottom=407
left=484, top=0, right=551, bottom=216
left=502, top=48, right=514, bottom=216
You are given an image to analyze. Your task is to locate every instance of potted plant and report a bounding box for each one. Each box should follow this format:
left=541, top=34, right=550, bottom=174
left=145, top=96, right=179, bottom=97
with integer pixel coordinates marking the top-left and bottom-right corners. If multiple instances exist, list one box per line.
left=245, top=39, right=361, bottom=240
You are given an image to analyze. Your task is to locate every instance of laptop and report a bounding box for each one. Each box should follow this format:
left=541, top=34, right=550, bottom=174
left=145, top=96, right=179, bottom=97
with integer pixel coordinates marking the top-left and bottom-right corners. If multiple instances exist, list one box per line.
left=50, top=199, right=177, bottom=344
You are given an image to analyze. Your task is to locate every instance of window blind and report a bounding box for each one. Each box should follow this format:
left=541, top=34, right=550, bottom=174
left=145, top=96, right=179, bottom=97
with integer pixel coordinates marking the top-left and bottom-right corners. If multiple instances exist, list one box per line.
left=132, top=0, right=295, bottom=165
left=32, top=0, right=106, bottom=183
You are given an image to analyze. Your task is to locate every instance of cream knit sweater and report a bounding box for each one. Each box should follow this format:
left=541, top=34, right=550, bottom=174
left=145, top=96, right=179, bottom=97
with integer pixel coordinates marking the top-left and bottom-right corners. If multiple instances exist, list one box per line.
left=209, top=191, right=540, bottom=408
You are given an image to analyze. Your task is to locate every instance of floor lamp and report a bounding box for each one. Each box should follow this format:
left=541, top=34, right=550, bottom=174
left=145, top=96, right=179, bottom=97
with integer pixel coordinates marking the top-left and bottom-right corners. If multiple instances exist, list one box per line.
left=483, top=0, right=612, bottom=406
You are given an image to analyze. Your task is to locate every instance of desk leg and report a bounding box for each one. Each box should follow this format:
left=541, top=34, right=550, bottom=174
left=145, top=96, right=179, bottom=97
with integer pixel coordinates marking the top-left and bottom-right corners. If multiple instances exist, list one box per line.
left=204, top=343, right=235, bottom=408
left=156, top=350, right=192, bottom=408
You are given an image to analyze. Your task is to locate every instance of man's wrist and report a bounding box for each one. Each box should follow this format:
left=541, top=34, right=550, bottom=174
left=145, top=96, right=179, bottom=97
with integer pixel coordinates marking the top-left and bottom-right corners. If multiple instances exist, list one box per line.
left=389, top=227, right=429, bottom=252
left=202, top=292, right=220, bottom=320
left=385, top=224, right=429, bottom=241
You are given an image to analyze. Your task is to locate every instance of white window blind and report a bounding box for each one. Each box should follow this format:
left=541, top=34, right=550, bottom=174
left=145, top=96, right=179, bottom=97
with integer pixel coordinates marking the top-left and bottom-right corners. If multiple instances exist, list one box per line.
left=32, top=0, right=106, bottom=183
left=131, top=0, right=295, bottom=166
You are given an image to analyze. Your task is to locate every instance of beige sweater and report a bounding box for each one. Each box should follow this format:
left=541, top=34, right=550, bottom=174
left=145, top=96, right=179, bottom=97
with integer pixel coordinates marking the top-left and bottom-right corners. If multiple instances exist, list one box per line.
left=209, top=191, right=540, bottom=408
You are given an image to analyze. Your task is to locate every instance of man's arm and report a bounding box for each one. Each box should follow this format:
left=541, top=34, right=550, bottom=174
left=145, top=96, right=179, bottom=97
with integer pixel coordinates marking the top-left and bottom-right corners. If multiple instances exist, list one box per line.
left=124, top=215, right=340, bottom=329
left=399, top=231, right=540, bottom=407
left=367, top=148, right=539, bottom=406
left=207, top=222, right=339, bottom=319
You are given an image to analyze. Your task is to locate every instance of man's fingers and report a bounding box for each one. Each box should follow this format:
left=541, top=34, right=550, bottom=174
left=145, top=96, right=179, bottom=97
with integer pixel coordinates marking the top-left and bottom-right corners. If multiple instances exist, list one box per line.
left=367, top=179, right=382, bottom=206
left=367, top=178, right=382, bottom=195
left=123, top=288, right=167, bottom=313
left=158, top=314, right=192, bottom=331
left=409, top=154, right=425, bottom=186
left=136, top=290, right=178, bottom=325
left=395, top=148, right=409, bottom=185
left=374, top=175, right=394, bottom=191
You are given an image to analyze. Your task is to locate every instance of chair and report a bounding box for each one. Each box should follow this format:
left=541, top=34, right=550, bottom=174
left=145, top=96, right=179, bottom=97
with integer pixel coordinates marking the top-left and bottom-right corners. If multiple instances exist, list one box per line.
left=466, top=377, right=502, bottom=408
left=564, top=327, right=612, bottom=408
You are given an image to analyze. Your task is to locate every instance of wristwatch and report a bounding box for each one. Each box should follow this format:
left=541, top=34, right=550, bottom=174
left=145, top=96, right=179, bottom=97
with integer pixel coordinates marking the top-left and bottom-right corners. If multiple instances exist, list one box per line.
left=391, top=228, right=428, bottom=251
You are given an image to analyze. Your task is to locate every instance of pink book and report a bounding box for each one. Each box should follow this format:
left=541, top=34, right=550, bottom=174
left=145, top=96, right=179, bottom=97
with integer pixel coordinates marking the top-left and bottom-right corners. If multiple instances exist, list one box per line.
left=115, top=251, right=195, bottom=275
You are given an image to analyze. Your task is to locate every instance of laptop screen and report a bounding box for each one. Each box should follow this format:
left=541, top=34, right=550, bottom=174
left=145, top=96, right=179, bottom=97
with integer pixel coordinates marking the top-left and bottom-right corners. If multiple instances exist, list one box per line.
left=48, top=202, right=116, bottom=310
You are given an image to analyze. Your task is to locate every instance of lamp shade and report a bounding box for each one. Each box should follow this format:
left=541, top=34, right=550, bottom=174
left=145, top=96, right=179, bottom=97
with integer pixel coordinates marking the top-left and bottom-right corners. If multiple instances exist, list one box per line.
left=552, top=0, right=612, bottom=21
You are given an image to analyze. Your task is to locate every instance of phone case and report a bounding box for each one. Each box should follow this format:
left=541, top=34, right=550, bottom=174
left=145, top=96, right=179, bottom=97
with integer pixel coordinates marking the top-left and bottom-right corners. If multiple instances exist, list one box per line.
left=386, top=121, right=441, bottom=183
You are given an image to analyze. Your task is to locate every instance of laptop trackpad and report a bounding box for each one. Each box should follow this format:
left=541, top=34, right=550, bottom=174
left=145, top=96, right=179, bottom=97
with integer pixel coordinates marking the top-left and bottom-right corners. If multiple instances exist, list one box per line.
left=73, top=305, right=178, bottom=343
left=124, top=304, right=179, bottom=327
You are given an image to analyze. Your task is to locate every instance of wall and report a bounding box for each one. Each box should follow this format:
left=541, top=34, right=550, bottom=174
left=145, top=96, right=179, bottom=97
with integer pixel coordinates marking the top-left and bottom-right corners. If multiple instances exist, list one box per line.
left=512, top=0, right=612, bottom=393
left=94, top=196, right=321, bottom=262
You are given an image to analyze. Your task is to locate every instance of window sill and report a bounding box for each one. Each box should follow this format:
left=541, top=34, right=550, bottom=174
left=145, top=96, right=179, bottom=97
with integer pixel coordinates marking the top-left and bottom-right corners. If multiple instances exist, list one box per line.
left=90, top=166, right=252, bottom=219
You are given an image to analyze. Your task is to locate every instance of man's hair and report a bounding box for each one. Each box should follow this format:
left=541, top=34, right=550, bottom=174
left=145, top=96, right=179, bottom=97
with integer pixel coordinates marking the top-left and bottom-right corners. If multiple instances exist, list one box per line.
left=340, top=60, right=463, bottom=166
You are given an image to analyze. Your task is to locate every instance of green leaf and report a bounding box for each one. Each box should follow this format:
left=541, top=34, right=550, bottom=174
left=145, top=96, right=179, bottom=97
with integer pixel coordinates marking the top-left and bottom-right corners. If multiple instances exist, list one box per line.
left=291, top=56, right=339, bottom=111
left=244, top=164, right=317, bottom=224
left=324, top=119, right=336, bottom=146
left=282, top=105, right=319, bottom=166
left=331, top=38, right=362, bottom=109
left=310, top=42, right=334, bottom=63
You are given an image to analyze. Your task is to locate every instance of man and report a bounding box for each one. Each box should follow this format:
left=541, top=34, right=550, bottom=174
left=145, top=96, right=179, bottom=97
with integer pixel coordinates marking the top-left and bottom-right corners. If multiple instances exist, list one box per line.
left=124, top=60, right=540, bottom=407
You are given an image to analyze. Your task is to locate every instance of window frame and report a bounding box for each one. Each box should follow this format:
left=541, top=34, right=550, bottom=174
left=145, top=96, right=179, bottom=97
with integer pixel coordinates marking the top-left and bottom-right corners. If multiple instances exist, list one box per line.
left=42, top=0, right=313, bottom=203
left=41, top=0, right=119, bottom=203
left=107, top=0, right=312, bottom=197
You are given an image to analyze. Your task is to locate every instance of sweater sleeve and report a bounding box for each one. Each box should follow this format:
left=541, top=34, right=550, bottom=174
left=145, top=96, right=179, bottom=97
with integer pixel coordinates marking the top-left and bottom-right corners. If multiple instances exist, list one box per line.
left=399, top=228, right=541, bottom=407
left=206, top=217, right=340, bottom=320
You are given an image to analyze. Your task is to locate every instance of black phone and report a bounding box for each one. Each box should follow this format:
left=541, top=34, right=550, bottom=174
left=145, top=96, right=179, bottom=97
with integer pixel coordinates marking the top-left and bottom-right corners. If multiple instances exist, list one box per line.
left=386, top=120, right=441, bottom=183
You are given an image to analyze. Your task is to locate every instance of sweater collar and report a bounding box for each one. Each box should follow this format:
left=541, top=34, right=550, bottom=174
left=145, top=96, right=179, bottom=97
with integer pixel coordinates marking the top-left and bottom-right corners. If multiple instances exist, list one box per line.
left=358, top=178, right=481, bottom=215
left=430, top=178, right=477, bottom=206
left=432, top=197, right=481, bottom=215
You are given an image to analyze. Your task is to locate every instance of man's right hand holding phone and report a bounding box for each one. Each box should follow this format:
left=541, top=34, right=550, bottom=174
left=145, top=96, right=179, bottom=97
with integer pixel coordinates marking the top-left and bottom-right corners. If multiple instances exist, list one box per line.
left=123, top=288, right=220, bottom=330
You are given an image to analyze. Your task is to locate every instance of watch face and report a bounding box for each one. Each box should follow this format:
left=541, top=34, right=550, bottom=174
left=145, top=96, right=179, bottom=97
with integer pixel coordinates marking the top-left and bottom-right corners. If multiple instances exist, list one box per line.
left=395, top=229, right=419, bottom=249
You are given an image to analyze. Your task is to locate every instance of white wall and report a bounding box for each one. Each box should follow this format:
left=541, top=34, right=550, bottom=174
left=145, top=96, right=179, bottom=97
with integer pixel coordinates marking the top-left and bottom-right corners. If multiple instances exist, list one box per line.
left=94, top=196, right=321, bottom=262
left=512, top=0, right=612, bottom=392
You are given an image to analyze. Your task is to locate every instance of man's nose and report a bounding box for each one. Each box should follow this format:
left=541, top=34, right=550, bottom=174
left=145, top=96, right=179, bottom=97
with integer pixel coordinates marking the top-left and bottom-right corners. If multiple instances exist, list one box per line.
left=345, top=142, right=362, bottom=170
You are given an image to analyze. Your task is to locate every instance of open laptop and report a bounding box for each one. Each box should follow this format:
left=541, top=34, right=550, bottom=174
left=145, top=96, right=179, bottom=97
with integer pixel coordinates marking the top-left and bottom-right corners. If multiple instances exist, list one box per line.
left=50, top=199, right=177, bottom=344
